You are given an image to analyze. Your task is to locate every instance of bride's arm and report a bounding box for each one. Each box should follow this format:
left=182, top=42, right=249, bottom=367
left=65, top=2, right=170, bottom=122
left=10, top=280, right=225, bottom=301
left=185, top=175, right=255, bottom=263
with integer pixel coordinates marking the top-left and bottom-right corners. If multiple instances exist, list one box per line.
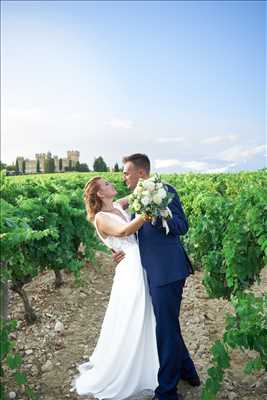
left=95, top=213, right=144, bottom=238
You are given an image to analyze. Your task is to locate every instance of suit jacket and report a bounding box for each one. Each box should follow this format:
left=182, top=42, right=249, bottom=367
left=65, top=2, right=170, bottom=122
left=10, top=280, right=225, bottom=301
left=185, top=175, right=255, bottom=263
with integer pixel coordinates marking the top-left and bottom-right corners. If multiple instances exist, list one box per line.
left=136, top=183, right=193, bottom=287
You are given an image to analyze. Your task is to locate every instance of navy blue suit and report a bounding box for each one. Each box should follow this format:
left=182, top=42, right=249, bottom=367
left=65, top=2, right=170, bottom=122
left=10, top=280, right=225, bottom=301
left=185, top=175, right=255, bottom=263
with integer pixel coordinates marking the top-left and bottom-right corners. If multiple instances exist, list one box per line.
left=135, top=184, right=197, bottom=400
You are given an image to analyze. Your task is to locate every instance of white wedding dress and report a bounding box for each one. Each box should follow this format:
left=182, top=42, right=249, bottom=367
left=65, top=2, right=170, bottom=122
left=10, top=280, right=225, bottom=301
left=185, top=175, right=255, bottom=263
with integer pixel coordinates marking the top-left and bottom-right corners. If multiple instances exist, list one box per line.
left=71, top=203, right=159, bottom=399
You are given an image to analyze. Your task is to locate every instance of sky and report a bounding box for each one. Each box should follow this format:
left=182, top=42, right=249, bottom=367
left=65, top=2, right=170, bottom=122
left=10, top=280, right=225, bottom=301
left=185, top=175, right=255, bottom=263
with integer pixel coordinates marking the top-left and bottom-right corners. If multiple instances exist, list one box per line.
left=1, top=0, right=266, bottom=173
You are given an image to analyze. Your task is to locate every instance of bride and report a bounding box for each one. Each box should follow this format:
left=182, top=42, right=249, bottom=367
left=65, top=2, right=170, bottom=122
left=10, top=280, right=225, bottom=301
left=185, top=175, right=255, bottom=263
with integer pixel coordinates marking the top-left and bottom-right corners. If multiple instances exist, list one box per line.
left=71, top=176, right=159, bottom=399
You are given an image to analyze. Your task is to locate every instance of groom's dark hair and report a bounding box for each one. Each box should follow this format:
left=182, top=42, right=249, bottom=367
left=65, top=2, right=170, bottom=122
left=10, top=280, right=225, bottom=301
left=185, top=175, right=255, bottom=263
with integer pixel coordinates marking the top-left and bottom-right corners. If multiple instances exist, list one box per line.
left=122, top=153, right=150, bottom=174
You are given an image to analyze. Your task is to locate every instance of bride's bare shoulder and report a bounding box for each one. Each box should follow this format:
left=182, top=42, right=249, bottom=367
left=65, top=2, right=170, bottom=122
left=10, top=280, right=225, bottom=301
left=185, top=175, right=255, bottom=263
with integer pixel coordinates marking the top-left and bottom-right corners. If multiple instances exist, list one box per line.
left=95, top=211, right=114, bottom=224
left=95, top=211, right=107, bottom=220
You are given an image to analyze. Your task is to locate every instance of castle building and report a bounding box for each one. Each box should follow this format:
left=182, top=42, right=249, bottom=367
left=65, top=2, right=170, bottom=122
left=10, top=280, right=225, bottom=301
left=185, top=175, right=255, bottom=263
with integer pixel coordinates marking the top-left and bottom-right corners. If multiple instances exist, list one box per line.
left=16, top=151, right=80, bottom=174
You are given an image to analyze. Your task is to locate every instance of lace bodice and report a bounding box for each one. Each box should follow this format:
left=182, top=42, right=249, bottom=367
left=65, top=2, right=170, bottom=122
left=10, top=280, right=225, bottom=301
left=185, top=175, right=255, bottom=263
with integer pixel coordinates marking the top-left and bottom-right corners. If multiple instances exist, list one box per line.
left=94, top=203, right=137, bottom=252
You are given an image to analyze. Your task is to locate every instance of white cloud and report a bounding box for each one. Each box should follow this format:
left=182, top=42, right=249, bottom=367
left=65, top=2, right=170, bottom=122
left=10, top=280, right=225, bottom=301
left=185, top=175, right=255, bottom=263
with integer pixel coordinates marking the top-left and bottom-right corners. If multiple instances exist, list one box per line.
left=155, top=159, right=181, bottom=169
left=206, top=163, right=236, bottom=173
left=156, top=137, right=185, bottom=143
left=184, top=161, right=209, bottom=170
left=155, top=159, right=208, bottom=171
left=202, top=134, right=239, bottom=145
left=155, top=159, right=237, bottom=173
left=105, top=118, right=133, bottom=129
left=217, top=144, right=266, bottom=162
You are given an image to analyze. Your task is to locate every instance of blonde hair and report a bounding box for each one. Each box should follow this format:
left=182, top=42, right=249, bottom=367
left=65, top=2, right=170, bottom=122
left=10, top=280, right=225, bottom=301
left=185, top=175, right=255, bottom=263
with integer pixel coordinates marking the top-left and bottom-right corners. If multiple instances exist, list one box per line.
left=83, top=176, right=102, bottom=223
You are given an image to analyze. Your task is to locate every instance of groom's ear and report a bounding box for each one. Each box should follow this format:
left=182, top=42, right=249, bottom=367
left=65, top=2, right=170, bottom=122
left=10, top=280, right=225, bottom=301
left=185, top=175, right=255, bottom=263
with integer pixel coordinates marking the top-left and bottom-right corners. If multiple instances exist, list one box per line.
left=138, top=169, right=147, bottom=178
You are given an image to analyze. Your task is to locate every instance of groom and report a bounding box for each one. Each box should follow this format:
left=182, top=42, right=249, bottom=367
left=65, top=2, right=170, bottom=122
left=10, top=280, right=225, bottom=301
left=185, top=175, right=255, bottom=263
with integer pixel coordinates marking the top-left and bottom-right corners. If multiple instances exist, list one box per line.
left=113, top=154, right=200, bottom=400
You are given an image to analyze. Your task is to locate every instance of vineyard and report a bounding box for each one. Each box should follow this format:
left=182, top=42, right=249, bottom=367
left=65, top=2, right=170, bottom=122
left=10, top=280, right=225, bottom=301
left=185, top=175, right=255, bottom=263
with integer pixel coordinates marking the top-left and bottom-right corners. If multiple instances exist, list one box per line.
left=1, top=170, right=266, bottom=400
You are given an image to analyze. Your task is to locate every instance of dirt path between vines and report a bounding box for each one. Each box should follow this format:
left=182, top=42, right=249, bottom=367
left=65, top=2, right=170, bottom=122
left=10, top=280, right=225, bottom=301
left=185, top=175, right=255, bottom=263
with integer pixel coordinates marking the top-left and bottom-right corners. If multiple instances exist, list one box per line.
left=5, top=254, right=267, bottom=400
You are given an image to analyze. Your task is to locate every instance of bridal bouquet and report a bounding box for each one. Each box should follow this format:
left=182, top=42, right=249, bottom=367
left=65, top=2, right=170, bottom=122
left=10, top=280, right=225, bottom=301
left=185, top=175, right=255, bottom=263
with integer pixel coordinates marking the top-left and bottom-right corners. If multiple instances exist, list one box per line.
left=128, top=173, right=174, bottom=234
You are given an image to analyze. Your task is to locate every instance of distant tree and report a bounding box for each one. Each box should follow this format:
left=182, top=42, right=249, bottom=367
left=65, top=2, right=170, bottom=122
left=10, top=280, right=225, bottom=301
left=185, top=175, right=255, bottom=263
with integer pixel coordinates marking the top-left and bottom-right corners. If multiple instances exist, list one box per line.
left=36, top=159, right=40, bottom=173
left=51, top=158, right=55, bottom=173
left=0, top=161, right=7, bottom=170
left=44, top=158, right=55, bottom=173
left=77, top=163, right=90, bottom=172
left=114, top=162, right=120, bottom=172
left=44, top=159, right=49, bottom=173
left=93, top=156, right=108, bottom=172
left=59, top=158, right=63, bottom=172
left=15, top=159, right=20, bottom=173
left=22, top=160, right=26, bottom=174
left=6, top=165, right=16, bottom=172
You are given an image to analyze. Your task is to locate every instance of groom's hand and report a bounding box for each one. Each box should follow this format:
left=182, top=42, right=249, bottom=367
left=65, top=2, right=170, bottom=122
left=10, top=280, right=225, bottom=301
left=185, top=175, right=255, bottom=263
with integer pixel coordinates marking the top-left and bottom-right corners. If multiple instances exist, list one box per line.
left=111, top=249, right=125, bottom=264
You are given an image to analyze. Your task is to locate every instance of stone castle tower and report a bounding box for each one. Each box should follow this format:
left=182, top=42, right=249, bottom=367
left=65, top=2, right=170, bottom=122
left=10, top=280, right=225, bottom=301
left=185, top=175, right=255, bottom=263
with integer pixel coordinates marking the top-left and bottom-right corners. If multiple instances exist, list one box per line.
left=67, top=150, right=80, bottom=163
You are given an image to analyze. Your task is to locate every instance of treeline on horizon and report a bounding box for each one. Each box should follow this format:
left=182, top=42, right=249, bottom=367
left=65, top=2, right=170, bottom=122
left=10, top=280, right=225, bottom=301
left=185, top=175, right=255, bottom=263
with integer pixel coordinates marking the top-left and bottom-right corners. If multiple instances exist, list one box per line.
left=1, top=159, right=266, bottom=177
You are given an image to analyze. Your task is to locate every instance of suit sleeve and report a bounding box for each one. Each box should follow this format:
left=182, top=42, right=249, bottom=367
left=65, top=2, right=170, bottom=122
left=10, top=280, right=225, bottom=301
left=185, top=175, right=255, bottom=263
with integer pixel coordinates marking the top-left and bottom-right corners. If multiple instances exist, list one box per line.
left=154, top=185, right=189, bottom=236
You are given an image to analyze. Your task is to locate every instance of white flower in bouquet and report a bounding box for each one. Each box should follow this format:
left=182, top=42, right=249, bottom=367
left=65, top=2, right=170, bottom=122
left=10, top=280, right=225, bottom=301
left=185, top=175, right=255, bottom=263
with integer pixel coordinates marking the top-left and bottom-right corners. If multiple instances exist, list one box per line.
left=143, top=180, right=155, bottom=192
left=152, top=193, right=163, bottom=205
left=142, top=190, right=151, bottom=198
left=141, top=196, right=151, bottom=206
left=158, top=188, right=167, bottom=199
